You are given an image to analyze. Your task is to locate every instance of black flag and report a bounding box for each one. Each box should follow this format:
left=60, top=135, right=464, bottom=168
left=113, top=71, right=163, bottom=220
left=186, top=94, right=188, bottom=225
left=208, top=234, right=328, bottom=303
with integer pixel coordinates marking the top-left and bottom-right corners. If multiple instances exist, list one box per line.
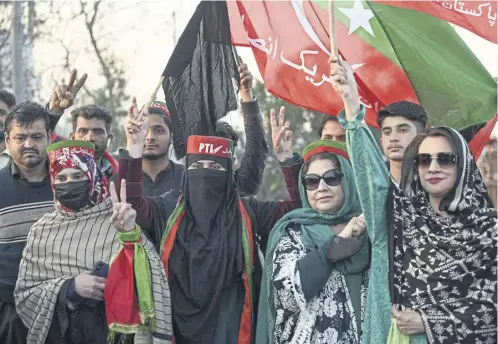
left=162, top=1, right=240, bottom=159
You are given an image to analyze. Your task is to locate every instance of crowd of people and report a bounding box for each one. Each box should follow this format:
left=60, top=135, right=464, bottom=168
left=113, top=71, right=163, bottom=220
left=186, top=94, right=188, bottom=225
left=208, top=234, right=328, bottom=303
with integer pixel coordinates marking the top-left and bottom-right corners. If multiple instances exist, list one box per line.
left=0, top=56, right=495, bottom=344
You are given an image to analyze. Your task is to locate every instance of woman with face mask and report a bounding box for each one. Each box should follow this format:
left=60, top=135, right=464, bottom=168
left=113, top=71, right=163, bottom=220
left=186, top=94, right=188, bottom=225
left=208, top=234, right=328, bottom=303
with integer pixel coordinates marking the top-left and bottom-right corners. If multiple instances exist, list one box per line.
left=120, top=128, right=301, bottom=344
left=256, top=140, right=370, bottom=344
left=14, top=140, right=173, bottom=344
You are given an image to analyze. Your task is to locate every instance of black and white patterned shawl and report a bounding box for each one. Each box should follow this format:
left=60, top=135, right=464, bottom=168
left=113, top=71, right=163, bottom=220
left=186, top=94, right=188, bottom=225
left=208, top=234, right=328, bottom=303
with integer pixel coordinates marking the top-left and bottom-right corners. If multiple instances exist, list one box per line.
left=392, top=127, right=497, bottom=344
left=14, top=198, right=173, bottom=344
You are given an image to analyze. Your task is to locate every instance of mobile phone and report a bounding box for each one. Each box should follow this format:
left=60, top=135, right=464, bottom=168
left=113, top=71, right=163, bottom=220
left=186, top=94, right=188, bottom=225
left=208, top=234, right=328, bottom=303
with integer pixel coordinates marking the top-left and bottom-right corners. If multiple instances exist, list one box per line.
left=91, top=261, right=109, bottom=278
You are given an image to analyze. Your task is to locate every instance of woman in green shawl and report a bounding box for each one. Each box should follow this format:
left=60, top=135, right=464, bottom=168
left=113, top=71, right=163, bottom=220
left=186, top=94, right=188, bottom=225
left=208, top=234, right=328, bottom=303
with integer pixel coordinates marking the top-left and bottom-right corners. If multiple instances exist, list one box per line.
left=256, top=140, right=370, bottom=344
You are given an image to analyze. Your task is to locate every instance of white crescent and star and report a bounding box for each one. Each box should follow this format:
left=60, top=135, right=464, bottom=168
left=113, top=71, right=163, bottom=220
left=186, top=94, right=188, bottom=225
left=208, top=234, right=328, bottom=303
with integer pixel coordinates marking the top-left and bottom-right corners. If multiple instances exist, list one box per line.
left=290, top=0, right=368, bottom=71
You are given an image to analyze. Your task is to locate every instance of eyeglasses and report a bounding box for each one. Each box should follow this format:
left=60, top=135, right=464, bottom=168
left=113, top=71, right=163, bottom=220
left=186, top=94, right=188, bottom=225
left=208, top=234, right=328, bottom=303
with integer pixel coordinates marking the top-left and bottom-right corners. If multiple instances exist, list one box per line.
left=414, top=152, right=458, bottom=168
left=302, top=169, right=343, bottom=191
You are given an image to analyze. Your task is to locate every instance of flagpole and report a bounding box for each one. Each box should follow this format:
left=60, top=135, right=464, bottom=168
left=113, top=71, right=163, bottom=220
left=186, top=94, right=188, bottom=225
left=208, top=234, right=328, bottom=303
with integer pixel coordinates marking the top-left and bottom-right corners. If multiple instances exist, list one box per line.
left=138, top=76, right=165, bottom=121
left=328, top=0, right=338, bottom=56
left=232, top=46, right=245, bottom=98
left=233, top=46, right=243, bottom=66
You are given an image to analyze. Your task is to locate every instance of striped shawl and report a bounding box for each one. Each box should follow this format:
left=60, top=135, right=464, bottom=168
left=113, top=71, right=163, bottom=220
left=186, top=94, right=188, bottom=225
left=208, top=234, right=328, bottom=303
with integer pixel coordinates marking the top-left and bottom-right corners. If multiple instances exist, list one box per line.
left=14, top=198, right=173, bottom=344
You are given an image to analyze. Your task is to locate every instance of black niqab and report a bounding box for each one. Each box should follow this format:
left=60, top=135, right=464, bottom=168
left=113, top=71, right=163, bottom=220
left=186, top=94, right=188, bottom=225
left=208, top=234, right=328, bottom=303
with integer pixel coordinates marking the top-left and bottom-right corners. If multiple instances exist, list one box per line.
left=169, top=154, right=244, bottom=343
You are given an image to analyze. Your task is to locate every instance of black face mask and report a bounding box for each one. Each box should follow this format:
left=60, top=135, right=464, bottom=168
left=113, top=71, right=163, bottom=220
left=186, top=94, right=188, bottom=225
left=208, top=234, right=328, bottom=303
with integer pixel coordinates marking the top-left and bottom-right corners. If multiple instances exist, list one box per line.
left=0, top=131, right=4, bottom=141
left=187, top=169, right=227, bottom=225
left=54, top=180, right=92, bottom=211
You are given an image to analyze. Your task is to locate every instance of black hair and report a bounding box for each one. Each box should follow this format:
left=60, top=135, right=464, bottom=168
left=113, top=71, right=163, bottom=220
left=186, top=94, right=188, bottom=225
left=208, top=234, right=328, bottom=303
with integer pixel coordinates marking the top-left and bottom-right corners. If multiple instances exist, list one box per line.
left=407, top=129, right=454, bottom=157
left=302, top=152, right=341, bottom=175
left=5, top=101, right=51, bottom=134
left=318, top=115, right=339, bottom=138
left=377, top=101, right=428, bottom=133
left=148, top=107, right=172, bottom=133
left=0, top=90, right=16, bottom=109
left=215, top=121, right=239, bottom=147
left=71, top=105, right=113, bottom=132
left=401, top=127, right=459, bottom=190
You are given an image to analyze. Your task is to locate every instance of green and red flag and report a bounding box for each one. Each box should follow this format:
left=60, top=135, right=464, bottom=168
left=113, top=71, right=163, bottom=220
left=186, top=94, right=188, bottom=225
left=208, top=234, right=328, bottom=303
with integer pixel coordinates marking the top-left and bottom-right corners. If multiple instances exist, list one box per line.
left=467, top=115, right=498, bottom=158
left=372, top=0, right=497, bottom=43
left=228, top=0, right=497, bottom=131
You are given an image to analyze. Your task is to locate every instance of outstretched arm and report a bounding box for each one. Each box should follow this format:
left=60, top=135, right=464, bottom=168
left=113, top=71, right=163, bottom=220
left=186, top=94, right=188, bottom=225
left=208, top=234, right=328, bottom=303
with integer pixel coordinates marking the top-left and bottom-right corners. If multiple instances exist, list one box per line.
left=329, top=55, right=392, bottom=343
left=329, top=56, right=390, bottom=245
left=248, top=107, right=302, bottom=242
left=234, top=63, right=269, bottom=196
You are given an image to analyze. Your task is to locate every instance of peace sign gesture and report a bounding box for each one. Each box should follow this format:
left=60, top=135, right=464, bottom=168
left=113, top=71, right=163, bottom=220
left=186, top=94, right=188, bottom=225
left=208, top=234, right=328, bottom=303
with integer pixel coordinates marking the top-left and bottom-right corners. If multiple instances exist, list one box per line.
left=124, top=97, right=150, bottom=157
left=49, top=69, right=88, bottom=114
left=270, top=106, right=294, bottom=162
left=109, top=181, right=137, bottom=233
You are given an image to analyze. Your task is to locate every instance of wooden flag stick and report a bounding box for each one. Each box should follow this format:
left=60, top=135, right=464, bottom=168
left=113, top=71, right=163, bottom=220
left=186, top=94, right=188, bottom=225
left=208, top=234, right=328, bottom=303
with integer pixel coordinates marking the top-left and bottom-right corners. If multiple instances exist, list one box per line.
left=138, top=75, right=165, bottom=121
left=328, top=0, right=338, bottom=56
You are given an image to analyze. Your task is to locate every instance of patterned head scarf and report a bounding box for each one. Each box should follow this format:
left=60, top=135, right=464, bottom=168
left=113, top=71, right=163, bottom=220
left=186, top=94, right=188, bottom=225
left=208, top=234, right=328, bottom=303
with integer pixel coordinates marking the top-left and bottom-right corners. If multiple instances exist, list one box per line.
left=392, top=127, right=497, bottom=343
left=47, top=140, right=110, bottom=211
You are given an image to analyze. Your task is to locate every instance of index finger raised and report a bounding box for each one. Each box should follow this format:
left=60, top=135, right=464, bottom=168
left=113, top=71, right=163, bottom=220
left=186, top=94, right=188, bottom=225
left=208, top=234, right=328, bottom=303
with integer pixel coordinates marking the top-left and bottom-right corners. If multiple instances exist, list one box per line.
left=270, top=108, right=277, bottom=131
left=67, top=69, right=77, bottom=88
left=120, top=179, right=127, bottom=203
left=128, top=96, right=138, bottom=118
left=110, top=181, right=120, bottom=203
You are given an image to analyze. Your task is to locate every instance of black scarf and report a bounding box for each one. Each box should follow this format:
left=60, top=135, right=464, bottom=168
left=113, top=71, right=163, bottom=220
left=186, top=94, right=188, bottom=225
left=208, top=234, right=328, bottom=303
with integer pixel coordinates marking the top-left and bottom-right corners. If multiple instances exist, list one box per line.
left=169, top=154, right=244, bottom=343
left=390, top=127, right=497, bottom=344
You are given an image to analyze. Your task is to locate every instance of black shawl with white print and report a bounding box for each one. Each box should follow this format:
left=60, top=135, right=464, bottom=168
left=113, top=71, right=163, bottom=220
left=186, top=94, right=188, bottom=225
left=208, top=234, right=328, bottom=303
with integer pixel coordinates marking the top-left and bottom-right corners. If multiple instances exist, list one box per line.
left=390, top=127, right=497, bottom=344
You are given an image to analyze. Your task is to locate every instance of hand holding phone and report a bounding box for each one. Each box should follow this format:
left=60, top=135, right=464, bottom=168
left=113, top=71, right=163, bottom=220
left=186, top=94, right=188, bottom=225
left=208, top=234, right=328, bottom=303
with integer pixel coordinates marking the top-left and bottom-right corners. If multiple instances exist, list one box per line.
left=91, top=261, right=109, bottom=278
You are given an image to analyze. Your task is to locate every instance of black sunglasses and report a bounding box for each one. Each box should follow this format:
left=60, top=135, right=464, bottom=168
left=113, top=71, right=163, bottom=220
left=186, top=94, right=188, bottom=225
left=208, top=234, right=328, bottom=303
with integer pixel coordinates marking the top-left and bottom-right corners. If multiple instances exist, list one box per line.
left=414, top=152, right=458, bottom=168
left=302, top=169, right=343, bottom=191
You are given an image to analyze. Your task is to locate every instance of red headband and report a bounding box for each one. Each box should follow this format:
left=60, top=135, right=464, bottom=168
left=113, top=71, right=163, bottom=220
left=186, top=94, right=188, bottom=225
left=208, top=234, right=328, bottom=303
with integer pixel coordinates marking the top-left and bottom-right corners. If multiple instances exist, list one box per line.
left=149, top=101, right=170, bottom=116
left=187, top=135, right=234, bottom=158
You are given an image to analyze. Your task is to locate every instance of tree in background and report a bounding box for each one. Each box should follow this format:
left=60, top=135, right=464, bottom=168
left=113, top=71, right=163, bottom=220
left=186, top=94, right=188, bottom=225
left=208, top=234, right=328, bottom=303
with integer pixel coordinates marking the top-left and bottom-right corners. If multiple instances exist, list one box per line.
left=77, top=0, right=128, bottom=151
left=0, top=1, right=47, bottom=98
left=33, top=0, right=132, bottom=150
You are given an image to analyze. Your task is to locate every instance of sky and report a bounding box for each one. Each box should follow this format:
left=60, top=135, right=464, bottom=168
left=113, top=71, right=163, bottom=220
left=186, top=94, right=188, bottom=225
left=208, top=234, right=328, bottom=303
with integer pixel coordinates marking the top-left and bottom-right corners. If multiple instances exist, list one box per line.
left=34, top=0, right=497, bottom=134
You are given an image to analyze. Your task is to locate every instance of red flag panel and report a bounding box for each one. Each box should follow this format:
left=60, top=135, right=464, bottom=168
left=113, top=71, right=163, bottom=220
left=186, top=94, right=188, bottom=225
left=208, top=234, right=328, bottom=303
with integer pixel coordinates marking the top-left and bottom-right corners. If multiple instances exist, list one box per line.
left=373, top=0, right=497, bottom=43
left=231, top=0, right=418, bottom=127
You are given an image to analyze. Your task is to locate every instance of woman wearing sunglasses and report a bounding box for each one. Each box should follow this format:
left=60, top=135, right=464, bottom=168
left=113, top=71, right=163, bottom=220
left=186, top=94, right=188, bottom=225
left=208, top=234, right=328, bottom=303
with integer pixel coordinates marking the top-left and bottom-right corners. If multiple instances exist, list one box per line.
left=330, top=55, right=496, bottom=344
left=256, top=140, right=370, bottom=344
left=388, top=127, right=497, bottom=343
